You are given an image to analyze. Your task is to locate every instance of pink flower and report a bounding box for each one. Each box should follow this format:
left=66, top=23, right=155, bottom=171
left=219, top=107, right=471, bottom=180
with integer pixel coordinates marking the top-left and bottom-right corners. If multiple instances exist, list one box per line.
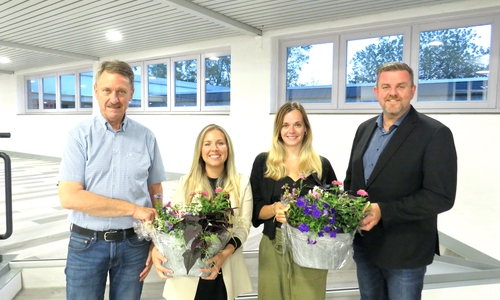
left=332, top=180, right=343, bottom=186
left=311, top=191, right=321, bottom=199
left=298, top=173, right=307, bottom=180
left=357, top=189, right=368, bottom=197
left=215, top=187, right=223, bottom=194
left=202, top=191, right=209, bottom=197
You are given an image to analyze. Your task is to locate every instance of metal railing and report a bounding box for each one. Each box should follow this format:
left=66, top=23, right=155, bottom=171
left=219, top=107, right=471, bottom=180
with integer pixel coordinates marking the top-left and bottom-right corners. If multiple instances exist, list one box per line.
left=0, top=132, right=13, bottom=241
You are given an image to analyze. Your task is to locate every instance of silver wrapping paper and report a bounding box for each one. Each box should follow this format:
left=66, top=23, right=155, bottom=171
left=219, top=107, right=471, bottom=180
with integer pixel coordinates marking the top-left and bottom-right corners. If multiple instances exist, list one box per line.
left=283, top=223, right=354, bottom=270
left=133, top=220, right=230, bottom=277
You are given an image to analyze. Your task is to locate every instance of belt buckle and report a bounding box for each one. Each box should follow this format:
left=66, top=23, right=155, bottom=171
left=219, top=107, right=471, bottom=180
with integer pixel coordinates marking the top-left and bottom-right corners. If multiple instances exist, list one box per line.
left=104, top=230, right=118, bottom=242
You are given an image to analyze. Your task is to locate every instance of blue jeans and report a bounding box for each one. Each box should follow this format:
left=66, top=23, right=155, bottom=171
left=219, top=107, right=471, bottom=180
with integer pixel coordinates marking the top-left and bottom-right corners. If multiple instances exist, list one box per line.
left=353, top=242, right=427, bottom=300
left=65, top=231, right=150, bottom=300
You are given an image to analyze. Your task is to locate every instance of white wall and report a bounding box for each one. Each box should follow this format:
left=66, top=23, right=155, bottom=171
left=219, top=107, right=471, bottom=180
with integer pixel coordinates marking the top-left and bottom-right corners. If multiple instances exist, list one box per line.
left=1, top=0, right=499, bottom=266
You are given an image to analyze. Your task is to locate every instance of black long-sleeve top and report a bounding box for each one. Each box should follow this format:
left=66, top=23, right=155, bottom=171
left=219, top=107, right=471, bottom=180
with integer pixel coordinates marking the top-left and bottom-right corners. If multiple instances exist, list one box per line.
left=250, top=152, right=337, bottom=240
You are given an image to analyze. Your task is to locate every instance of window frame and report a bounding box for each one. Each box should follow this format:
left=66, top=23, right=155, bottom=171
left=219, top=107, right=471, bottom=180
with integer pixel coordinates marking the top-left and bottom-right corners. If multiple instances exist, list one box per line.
left=170, top=54, right=201, bottom=113
left=277, top=35, right=339, bottom=113
left=338, top=27, right=412, bottom=111
left=144, top=58, right=170, bottom=112
left=275, top=14, right=500, bottom=114
left=410, top=17, right=498, bottom=111
left=201, top=50, right=231, bottom=113
left=24, top=68, right=93, bottom=114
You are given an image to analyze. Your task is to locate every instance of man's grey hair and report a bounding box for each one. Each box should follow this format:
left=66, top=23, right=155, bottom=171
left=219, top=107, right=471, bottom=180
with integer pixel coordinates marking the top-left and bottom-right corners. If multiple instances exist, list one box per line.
left=95, top=60, right=134, bottom=87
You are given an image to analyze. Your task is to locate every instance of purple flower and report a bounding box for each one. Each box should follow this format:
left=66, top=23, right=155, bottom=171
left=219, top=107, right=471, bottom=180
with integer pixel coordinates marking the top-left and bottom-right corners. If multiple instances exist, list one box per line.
left=311, top=206, right=322, bottom=218
left=307, top=238, right=317, bottom=244
left=323, top=225, right=331, bottom=232
left=318, top=231, right=324, bottom=237
left=303, top=206, right=311, bottom=215
left=322, top=209, right=329, bottom=217
left=298, top=223, right=310, bottom=233
left=329, top=227, right=341, bottom=238
left=297, top=196, right=306, bottom=207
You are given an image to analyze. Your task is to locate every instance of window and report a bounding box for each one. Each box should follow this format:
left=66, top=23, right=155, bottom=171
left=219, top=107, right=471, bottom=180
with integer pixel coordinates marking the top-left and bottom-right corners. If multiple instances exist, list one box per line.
left=140, top=50, right=231, bottom=113
left=42, top=76, right=56, bottom=109
left=25, top=69, right=93, bottom=113
left=416, top=24, right=491, bottom=105
left=276, top=14, right=499, bottom=113
left=286, top=43, right=333, bottom=104
left=23, top=51, right=231, bottom=114
left=26, top=78, right=39, bottom=110
left=345, top=35, right=404, bottom=104
left=147, top=62, right=168, bottom=108
left=79, top=72, right=93, bottom=109
left=60, top=74, right=76, bottom=109
left=204, top=54, right=231, bottom=107
left=129, top=64, right=143, bottom=109
left=174, top=57, right=198, bottom=109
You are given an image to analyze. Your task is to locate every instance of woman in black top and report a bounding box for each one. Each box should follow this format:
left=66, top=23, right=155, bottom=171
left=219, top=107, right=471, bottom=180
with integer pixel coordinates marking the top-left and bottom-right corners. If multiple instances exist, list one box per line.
left=250, top=102, right=337, bottom=300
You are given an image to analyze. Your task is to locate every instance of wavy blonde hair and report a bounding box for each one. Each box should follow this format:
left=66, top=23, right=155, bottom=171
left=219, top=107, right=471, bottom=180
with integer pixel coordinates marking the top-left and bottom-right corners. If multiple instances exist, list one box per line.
left=183, top=124, right=241, bottom=207
left=265, top=102, right=322, bottom=180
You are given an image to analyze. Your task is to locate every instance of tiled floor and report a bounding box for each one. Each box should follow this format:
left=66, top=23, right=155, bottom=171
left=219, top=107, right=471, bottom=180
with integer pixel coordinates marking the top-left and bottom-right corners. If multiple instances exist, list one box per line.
left=2, top=154, right=500, bottom=299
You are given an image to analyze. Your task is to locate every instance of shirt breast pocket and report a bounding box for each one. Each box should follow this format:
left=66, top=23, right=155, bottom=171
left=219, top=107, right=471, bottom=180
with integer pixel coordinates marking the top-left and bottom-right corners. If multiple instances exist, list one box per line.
left=126, top=151, right=150, bottom=181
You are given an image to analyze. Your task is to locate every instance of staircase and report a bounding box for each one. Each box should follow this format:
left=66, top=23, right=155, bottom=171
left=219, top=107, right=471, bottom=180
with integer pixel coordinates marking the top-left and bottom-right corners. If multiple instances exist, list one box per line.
left=0, top=255, right=21, bottom=300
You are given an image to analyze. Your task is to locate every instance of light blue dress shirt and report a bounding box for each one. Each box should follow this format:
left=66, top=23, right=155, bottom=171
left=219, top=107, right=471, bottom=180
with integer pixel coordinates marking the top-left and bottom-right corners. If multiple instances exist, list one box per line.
left=59, top=113, right=166, bottom=230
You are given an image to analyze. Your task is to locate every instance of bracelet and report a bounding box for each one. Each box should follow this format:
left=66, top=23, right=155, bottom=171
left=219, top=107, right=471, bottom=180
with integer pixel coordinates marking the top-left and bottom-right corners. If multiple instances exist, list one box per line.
left=271, top=202, right=276, bottom=215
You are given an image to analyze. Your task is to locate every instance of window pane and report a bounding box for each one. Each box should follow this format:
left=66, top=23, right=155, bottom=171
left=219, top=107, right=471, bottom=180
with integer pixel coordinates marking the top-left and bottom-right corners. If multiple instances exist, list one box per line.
left=346, top=35, right=403, bottom=103
left=418, top=25, right=490, bottom=102
left=26, top=78, right=39, bottom=109
left=42, top=76, right=56, bottom=109
left=286, top=43, right=332, bottom=104
left=147, top=63, right=167, bottom=108
left=130, top=66, right=142, bottom=108
left=80, top=71, right=93, bottom=108
left=205, top=55, right=230, bottom=106
left=60, top=74, right=75, bottom=109
left=175, top=59, right=197, bottom=107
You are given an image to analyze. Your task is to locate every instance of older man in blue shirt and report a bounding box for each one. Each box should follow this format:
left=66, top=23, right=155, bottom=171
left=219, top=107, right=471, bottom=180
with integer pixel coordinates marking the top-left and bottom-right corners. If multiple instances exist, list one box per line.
left=58, top=60, right=166, bottom=300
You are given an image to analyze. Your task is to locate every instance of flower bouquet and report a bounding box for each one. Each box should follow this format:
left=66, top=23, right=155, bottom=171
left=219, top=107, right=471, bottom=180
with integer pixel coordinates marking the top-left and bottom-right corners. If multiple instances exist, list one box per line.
left=282, top=174, right=370, bottom=270
left=134, top=188, right=234, bottom=277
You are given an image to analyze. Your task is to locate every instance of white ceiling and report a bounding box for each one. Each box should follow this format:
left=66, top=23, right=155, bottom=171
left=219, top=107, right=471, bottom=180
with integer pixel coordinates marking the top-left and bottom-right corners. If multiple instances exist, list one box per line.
left=0, top=0, right=467, bottom=74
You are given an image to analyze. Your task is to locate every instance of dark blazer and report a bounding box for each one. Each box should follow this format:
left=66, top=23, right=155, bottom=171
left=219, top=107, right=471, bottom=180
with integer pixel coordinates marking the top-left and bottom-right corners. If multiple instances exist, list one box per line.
left=250, top=152, right=337, bottom=240
left=344, top=106, right=457, bottom=269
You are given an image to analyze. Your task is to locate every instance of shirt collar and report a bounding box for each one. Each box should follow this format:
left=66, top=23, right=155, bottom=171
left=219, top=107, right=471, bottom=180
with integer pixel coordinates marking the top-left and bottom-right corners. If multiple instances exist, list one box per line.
left=97, top=113, right=128, bottom=132
left=375, top=107, right=410, bottom=131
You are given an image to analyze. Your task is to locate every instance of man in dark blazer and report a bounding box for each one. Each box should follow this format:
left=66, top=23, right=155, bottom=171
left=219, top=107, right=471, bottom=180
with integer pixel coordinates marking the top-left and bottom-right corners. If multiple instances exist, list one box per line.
left=344, top=62, right=457, bottom=300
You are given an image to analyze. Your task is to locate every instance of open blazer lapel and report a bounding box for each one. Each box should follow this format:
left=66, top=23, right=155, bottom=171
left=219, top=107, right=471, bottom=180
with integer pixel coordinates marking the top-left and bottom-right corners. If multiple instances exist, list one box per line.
left=365, top=107, right=418, bottom=188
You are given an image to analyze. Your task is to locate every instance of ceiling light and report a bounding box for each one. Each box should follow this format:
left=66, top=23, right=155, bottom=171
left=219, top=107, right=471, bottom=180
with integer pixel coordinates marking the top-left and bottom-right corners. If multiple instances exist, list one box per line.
left=0, top=57, right=11, bottom=63
left=106, top=31, right=122, bottom=41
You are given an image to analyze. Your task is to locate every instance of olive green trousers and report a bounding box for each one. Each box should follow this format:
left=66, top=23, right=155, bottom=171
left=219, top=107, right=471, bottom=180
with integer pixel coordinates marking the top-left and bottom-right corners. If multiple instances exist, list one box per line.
left=257, top=228, right=328, bottom=300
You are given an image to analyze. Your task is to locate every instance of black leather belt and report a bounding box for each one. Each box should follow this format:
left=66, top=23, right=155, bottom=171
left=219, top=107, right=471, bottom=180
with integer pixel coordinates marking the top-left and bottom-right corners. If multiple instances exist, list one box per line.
left=71, top=224, right=136, bottom=242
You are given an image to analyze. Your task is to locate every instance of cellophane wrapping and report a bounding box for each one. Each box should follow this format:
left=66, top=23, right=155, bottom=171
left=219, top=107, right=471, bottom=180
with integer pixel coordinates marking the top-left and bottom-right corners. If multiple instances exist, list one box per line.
left=283, top=223, right=354, bottom=270
left=134, top=220, right=230, bottom=276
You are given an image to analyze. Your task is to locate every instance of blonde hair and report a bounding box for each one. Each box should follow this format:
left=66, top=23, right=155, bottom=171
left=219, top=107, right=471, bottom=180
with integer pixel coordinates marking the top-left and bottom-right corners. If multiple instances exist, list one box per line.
left=183, top=124, right=241, bottom=207
left=265, top=102, right=322, bottom=180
